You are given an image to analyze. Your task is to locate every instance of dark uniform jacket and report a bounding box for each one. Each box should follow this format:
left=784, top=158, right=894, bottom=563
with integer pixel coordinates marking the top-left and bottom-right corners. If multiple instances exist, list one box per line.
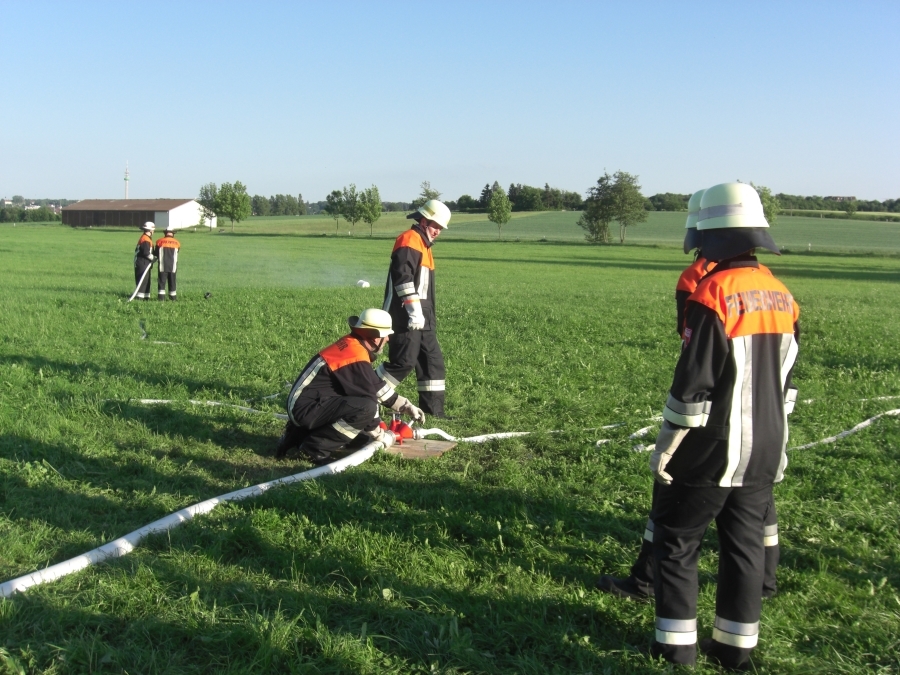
left=383, top=224, right=436, bottom=332
left=662, top=258, right=800, bottom=488
left=286, top=334, right=399, bottom=426
left=154, top=235, right=181, bottom=273
left=134, top=233, right=154, bottom=266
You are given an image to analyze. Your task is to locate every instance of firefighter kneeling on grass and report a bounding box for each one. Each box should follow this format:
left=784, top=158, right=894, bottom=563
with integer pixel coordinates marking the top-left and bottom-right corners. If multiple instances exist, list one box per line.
left=274, top=309, right=426, bottom=465
left=648, top=182, right=799, bottom=670
left=154, top=228, right=181, bottom=300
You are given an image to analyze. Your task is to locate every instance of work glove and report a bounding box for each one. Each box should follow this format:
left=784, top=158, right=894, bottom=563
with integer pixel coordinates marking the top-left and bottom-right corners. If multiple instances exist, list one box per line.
left=147, top=253, right=155, bottom=262
left=405, top=300, right=425, bottom=330
left=649, top=421, right=690, bottom=485
left=365, top=426, right=396, bottom=448
left=390, top=395, right=425, bottom=424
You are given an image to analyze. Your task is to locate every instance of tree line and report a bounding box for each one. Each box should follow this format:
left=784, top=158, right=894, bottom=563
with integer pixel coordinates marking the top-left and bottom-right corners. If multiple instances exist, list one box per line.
left=0, top=205, right=61, bottom=222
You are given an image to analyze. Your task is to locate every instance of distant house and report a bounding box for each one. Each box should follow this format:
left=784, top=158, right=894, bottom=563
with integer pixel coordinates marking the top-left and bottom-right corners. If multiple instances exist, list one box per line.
left=824, top=196, right=856, bottom=202
left=61, top=199, right=216, bottom=229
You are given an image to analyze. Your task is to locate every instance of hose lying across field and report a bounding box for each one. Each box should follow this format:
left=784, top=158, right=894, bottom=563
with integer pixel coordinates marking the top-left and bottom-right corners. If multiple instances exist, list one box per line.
left=2, top=399, right=898, bottom=599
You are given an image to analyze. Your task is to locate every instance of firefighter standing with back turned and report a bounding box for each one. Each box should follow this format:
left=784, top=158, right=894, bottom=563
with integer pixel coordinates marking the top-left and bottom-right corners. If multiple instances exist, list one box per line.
left=378, top=199, right=451, bottom=418
left=597, top=188, right=782, bottom=604
left=273, top=309, right=426, bottom=465
left=154, top=228, right=181, bottom=300
left=133, top=222, right=155, bottom=300
left=647, top=182, right=799, bottom=670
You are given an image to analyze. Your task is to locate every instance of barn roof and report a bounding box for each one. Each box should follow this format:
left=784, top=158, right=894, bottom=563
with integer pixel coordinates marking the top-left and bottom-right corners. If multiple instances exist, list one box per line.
left=62, top=199, right=195, bottom=211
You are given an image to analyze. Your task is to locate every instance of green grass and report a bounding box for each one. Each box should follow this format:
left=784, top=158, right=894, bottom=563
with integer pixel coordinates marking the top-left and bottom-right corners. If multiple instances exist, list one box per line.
left=204, top=210, right=900, bottom=254
left=0, top=223, right=898, bottom=673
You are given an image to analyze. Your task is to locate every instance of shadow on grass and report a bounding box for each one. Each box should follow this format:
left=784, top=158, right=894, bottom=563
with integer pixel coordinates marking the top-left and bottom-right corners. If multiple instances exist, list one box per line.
left=0, top=353, right=262, bottom=401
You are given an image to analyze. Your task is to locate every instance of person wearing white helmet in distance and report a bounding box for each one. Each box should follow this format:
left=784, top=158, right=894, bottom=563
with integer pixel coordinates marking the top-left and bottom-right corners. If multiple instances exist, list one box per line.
left=133, top=221, right=156, bottom=300
left=275, top=308, right=425, bottom=465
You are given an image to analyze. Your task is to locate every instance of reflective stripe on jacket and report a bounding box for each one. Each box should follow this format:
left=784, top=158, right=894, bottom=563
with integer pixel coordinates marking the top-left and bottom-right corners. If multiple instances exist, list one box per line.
left=662, top=259, right=800, bottom=488
left=155, top=236, right=180, bottom=273
left=383, top=224, right=436, bottom=332
left=134, top=233, right=153, bottom=265
left=287, top=334, right=398, bottom=426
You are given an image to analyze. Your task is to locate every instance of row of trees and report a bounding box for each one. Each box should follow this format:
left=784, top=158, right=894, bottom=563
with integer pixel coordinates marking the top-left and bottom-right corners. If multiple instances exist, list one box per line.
left=322, top=184, right=384, bottom=236
left=0, top=205, right=61, bottom=223
left=251, top=194, right=308, bottom=217
left=451, top=182, right=583, bottom=213
left=775, top=194, right=900, bottom=214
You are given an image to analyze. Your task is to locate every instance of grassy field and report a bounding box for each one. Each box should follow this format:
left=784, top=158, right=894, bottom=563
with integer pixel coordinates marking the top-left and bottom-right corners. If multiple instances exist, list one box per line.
left=205, top=210, right=900, bottom=254
left=0, top=223, right=898, bottom=673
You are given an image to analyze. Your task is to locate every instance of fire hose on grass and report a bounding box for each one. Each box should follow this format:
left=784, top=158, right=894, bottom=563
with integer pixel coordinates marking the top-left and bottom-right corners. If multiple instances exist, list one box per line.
left=3, top=400, right=898, bottom=599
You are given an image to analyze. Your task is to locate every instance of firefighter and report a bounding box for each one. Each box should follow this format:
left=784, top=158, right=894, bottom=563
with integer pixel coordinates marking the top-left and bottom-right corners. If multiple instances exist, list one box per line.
left=598, top=188, right=781, bottom=604
left=647, top=182, right=799, bottom=669
left=154, top=228, right=181, bottom=300
left=378, top=199, right=451, bottom=418
left=133, top=222, right=155, bottom=300
left=274, top=308, right=426, bottom=465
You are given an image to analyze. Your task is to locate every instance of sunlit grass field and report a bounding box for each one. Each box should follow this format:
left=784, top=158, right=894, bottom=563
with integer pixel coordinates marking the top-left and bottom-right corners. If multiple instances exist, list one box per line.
left=0, top=223, right=898, bottom=673
left=223, top=210, right=900, bottom=253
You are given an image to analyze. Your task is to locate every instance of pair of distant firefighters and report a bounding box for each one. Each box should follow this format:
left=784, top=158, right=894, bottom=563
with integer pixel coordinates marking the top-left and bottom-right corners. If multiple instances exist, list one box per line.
left=133, top=221, right=180, bottom=300
left=281, top=185, right=799, bottom=671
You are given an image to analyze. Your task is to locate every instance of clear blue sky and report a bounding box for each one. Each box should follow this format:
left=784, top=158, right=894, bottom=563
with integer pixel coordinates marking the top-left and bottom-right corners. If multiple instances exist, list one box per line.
left=2, top=1, right=897, bottom=202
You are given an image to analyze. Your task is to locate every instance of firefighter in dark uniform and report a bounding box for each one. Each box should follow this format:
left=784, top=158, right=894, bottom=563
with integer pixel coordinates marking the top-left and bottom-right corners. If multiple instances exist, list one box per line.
left=378, top=199, right=451, bottom=418
left=154, top=228, right=181, bottom=300
left=598, top=190, right=783, bottom=605
left=274, top=308, right=425, bottom=465
left=647, top=182, right=799, bottom=669
left=133, top=222, right=155, bottom=300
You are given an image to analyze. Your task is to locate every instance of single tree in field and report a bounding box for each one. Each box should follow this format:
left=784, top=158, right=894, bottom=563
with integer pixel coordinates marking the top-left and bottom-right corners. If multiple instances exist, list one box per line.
left=360, top=185, right=383, bottom=237
left=411, top=181, right=441, bottom=210
left=488, top=184, right=511, bottom=240
left=842, top=198, right=858, bottom=218
left=341, top=184, right=362, bottom=236
left=198, top=182, right=218, bottom=232
left=752, top=183, right=780, bottom=227
left=216, top=181, right=252, bottom=233
left=324, top=190, right=343, bottom=233
left=577, top=173, right=616, bottom=244
left=610, top=171, right=647, bottom=243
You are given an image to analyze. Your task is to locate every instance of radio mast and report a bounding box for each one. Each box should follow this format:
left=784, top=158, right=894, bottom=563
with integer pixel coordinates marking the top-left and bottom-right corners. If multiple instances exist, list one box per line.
left=124, top=162, right=130, bottom=199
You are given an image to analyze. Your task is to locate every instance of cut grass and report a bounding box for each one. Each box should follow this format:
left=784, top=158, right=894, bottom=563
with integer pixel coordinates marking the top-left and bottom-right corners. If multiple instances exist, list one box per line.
left=0, top=224, right=897, bottom=673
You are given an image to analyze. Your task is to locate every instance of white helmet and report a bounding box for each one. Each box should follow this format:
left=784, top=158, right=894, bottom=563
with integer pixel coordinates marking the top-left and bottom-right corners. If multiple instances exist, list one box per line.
left=407, top=199, right=451, bottom=229
left=683, top=189, right=705, bottom=254
left=348, top=308, right=394, bottom=339
left=697, top=182, right=779, bottom=261
left=142, top=221, right=156, bottom=232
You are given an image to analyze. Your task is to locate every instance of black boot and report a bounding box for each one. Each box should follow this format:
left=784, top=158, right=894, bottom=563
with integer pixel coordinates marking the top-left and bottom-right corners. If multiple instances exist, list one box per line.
left=700, top=638, right=752, bottom=672
left=596, top=574, right=653, bottom=601
left=274, top=423, right=307, bottom=459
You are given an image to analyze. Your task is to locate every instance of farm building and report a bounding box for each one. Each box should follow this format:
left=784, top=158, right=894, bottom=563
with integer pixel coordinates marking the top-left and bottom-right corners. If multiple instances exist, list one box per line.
left=62, top=199, right=216, bottom=230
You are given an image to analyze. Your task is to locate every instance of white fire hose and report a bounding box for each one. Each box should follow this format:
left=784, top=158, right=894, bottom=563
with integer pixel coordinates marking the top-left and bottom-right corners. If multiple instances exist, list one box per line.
left=4, top=398, right=897, bottom=599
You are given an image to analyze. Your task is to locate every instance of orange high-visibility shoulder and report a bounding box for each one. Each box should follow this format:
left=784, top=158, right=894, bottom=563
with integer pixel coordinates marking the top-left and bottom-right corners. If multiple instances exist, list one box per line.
left=138, top=234, right=153, bottom=246
left=156, top=236, right=180, bottom=249
left=392, top=229, right=434, bottom=270
left=690, top=266, right=799, bottom=338
left=676, top=257, right=716, bottom=293
left=319, top=336, right=371, bottom=370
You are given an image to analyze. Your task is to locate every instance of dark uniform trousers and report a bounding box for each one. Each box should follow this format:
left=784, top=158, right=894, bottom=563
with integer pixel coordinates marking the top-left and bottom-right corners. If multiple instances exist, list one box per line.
left=378, top=330, right=446, bottom=415
left=134, top=259, right=153, bottom=299
left=158, top=271, right=176, bottom=299
left=652, top=482, right=772, bottom=667
left=289, top=395, right=379, bottom=457
left=629, top=482, right=779, bottom=598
